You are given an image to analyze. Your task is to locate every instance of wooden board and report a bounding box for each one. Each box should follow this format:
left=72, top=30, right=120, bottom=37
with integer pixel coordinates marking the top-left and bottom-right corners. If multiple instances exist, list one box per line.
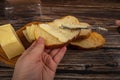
left=0, top=0, right=120, bottom=80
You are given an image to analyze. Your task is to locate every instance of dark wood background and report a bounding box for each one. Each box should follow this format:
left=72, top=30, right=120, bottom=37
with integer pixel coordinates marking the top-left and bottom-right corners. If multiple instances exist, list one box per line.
left=0, top=0, right=120, bottom=80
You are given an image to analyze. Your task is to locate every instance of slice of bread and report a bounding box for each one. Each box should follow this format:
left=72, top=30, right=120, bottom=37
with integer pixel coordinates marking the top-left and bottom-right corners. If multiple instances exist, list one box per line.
left=35, top=22, right=82, bottom=48
left=23, top=16, right=84, bottom=48
left=34, top=24, right=64, bottom=48
left=70, top=32, right=105, bottom=49
left=23, top=30, right=31, bottom=43
left=23, top=23, right=65, bottom=48
left=52, top=16, right=92, bottom=38
left=23, top=16, right=92, bottom=48
left=26, top=24, right=36, bottom=42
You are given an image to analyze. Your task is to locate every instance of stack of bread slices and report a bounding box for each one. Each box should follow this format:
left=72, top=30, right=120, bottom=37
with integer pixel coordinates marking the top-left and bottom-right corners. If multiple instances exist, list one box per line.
left=23, top=16, right=105, bottom=49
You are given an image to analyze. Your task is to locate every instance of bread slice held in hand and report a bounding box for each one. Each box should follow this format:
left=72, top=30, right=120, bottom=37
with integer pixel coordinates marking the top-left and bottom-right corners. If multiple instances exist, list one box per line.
left=34, top=24, right=64, bottom=48
left=35, top=23, right=80, bottom=47
left=23, top=16, right=91, bottom=48
left=23, top=23, right=80, bottom=48
left=71, top=32, right=105, bottom=49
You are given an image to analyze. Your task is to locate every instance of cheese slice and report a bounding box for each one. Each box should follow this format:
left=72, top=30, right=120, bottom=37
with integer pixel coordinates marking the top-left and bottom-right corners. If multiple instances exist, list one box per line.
left=39, top=24, right=68, bottom=42
left=0, top=24, right=25, bottom=59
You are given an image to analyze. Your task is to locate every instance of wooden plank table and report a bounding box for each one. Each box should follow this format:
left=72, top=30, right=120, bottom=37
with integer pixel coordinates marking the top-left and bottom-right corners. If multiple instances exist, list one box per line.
left=0, top=0, right=120, bottom=80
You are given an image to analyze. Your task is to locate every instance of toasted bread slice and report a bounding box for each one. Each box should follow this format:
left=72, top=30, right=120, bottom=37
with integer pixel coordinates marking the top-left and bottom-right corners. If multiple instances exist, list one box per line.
left=71, top=32, right=105, bottom=49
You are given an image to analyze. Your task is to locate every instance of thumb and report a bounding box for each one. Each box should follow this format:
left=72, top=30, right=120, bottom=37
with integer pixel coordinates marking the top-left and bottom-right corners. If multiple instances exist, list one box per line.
left=29, top=37, right=45, bottom=57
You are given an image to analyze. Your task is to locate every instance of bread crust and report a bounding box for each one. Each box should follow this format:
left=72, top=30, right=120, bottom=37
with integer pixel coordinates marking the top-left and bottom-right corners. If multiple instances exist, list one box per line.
left=70, top=32, right=105, bottom=49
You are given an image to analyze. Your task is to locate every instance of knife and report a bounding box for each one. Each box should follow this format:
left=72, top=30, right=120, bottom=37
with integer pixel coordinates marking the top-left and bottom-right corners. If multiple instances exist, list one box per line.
left=60, top=25, right=120, bottom=33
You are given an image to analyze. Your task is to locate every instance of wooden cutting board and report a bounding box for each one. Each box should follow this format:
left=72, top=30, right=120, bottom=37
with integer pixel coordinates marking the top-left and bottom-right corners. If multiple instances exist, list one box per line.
left=0, top=24, right=31, bottom=67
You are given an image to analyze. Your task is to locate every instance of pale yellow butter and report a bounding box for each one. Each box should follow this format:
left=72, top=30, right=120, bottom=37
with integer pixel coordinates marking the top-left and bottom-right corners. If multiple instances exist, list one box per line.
left=39, top=24, right=68, bottom=42
left=0, top=24, right=25, bottom=59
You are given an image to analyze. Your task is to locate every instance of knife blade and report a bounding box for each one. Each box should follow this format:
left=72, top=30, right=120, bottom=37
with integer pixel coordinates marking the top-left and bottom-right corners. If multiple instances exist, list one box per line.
left=60, top=25, right=119, bottom=32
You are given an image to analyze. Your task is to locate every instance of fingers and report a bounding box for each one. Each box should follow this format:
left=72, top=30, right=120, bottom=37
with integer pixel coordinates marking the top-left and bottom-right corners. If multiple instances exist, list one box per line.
left=53, top=46, right=67, bottom=64
left=50, top=48, right=61, bottom=58
left=19, top=41, right=37, bottom=59
left=116, top=20, right=120, bottom=26
left=45, top=49, right=51, bottom=53
left=42, top=53, right=57, bottom=72
left=19, top=37, right=45, bottom=59
left=29, top=37, right=45, bottom=57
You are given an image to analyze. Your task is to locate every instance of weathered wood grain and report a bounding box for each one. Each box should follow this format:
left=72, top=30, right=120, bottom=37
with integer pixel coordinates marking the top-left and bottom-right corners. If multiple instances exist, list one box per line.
left=0, top=0, right=120, bottom=80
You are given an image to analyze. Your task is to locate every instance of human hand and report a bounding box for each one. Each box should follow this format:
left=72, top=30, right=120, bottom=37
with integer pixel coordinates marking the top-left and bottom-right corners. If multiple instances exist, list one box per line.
left=12, top=37, right=67, bottom=80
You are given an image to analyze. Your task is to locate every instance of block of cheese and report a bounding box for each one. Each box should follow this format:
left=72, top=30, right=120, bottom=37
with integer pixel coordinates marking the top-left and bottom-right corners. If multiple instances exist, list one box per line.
left=0, top=24, right=25, bottom=59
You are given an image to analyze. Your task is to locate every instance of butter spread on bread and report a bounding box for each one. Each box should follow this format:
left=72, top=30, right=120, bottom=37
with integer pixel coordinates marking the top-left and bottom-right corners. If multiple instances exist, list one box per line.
left=52, top=16, right=92, bottom=38
left=39, top=24, right=68, bottom=42
left=0, top=24, right=25, bottom=59
left=34, top=24, right=63, bottom=47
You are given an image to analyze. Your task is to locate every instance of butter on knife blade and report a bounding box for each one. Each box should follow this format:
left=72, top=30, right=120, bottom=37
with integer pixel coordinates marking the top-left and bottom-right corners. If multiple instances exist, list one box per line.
left=60, top=24, right=119, bottom=32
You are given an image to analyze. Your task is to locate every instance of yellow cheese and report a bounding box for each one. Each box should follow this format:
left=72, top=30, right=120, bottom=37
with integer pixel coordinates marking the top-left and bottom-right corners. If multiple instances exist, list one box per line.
left=0, top=24, right=25, bottom=59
